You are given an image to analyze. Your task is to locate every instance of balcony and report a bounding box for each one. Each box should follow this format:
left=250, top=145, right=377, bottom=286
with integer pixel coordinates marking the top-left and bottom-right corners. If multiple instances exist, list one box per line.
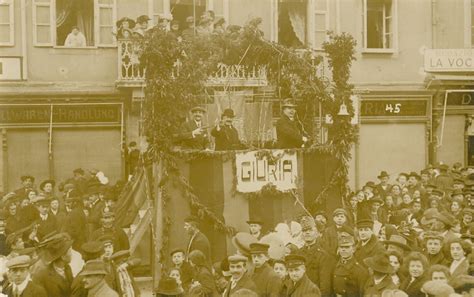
left=115, top=40, right=268, bottom=89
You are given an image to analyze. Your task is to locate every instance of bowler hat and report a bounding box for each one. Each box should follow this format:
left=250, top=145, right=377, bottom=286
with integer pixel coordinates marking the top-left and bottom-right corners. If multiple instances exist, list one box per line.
left=363, top=253, right=395, bottom=274
left=6, top=255, right=31, bottom=269
left=136, top=15, right=151, bottom=23
left=222, top=108, right=235, bottom=118
left=231, top=232, right=257, bottom=256
left=383, top=235, right=411, bottom=251
left=39, top=180, right=55, bottom=191
left=281, top=98, right=297, bottom=109
left=156, top=276, right=183, bottom=295
left=249, top=243, right=270, bottom=255
left=190, top=106, right=206, bottom=114
left=377, top=171, right=390, bottom=179
left=285, top=254, right=306, bottom=268
left=80, top=260, right=107, bottom=276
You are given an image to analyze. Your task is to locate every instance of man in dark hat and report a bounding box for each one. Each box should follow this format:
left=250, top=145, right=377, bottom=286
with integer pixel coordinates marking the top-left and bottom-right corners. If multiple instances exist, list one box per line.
left=246, top=218, right=264, bottom=240
left=34, top=194, right=58, bottom=241
left=407, top=171, right=424, bottom=196
left=156, top=276, right=184, bottom=296
left=14, top=175, right=35, bottom=201
left=174, top=106, right=210, bottom=150
left=211, top=108, right=242, bottom=151
left=91, top=211, right=129, bottom=253
left=248, top=242, right=281, bottom=296
left=63, top=195, right=87, bottom=252
left=354, top=219, right=385, bottom=266
left=423, top=231, right=449, bottom=266
left=32, top=233, right=74, bottom=296
left=87, top=183, right=106, bottom=236
left=375, top=171, right=392, bottom=198
left=276, top=99, right=309, bottom=149
left=184, top=216, right=211, bottom=261
left=333, top=234, right=369, bottom=297
left=296, top=216, right=335, bottom=296
left=282, top=254, right=321, bottom=296
left=223, top=254, right=257, bottom=296
left=362, top=253, right=397, bottom=295
left=4, top=255, right=47, bottom=297
left=320, top=208, right=351, bottom=256
left=383, top=234, right=411, bottom=256
left=81, top=260, right=119, bottom=297
left=435, top=164, right=454, bottom=190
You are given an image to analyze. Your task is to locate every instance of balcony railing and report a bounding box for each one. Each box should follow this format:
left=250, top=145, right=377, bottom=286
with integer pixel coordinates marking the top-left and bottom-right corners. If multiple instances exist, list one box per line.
left=116, top=40, right=268, bottom=88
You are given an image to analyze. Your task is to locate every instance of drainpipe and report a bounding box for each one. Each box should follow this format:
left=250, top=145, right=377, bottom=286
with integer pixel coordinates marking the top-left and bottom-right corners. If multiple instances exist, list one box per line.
left=431, top=0, right=437, bottom=49
left=21, top=0, right=28, bottom=80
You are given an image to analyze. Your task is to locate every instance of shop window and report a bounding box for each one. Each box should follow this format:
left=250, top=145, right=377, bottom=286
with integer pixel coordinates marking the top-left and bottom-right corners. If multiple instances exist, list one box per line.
left=363, top=0, right=397, bottom=51
left=278, top=0, right=308, bottom=48
left=33, top=0, right=116, bottom=47
left=0, top=0, right=14, bottom=46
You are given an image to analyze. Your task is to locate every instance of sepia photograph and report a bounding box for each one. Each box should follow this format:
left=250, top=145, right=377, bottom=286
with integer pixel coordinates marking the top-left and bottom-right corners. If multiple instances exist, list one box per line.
left=1, top=0, right=474, bottom=296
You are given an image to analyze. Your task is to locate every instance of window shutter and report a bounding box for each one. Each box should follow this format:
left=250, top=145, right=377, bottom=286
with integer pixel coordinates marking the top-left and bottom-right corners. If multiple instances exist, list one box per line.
left=0, top=0, right=14, bottom=46
left=33, top=0, right=54, bottom=46
left=95, top=0, right=117, bottom=47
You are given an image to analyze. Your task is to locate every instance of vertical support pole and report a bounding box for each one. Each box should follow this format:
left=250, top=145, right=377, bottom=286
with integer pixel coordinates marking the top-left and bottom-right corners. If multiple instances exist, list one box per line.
left=152, top=160, right=163, bottom=292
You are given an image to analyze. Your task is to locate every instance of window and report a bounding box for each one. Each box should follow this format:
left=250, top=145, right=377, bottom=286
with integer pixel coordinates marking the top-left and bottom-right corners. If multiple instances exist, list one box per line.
left=278, top=0, right=308, bottom=48
left=0, top=0, right=14, bottom=46
left=312, top=0, right=329, bottom=49
left=363, top=0, right=397, bottom=52
left=33, top=0, right=117, bottom=47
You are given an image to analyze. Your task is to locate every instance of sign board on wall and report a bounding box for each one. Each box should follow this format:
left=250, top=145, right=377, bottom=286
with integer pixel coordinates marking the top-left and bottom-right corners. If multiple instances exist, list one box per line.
left=424, top=49, right=474, bottom=72
left=235, top=150, right=298, bottom=193
left=360, top=98, right=428, bottom=117
left=446, top=91, right=474, bottom=105
left=0, top=104, right=122, bottom=126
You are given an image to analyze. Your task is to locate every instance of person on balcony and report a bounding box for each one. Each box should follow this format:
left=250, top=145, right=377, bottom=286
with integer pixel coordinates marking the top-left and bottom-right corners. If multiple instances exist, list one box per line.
left=211, top=108, right=242, bottom=151
left=182, top=16, right=196, bottom=40
left=173, top=106, right=209, bottom=150
left=275, top=99, right=309, bottom=149
left=133, top=15, right=151, bottom=37
left=65, top=26, right=87, bottom=47
left=115, top=17, right=135, bottom=39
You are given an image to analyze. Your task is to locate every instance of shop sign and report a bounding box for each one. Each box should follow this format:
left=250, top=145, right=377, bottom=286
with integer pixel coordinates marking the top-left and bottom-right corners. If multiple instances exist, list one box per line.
left=0, top=104, right=122, bottom=125
left=446, top=91, right=474, bottom=105
left=425, top=49, right=474, bottom=72
left=360, top=99, right=428, bottom=117
left=235, top=150, right=298, bottom=193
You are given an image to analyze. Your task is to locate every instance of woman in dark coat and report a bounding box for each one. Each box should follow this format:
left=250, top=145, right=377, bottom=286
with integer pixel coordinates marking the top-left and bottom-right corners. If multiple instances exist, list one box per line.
left=188, top=250, right=218, bottom=297
left=399, top=252, right=430, bottom=297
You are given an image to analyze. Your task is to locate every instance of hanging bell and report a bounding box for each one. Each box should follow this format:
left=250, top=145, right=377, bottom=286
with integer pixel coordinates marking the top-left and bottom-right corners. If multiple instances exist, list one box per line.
left=338, top=102, right=350, bottom=116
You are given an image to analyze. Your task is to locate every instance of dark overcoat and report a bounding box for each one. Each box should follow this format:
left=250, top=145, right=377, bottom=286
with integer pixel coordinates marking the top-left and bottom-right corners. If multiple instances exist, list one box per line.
left=174, top=121, right=209, bottom=150
left=333, top=257, right=369, bottom=297
left=186, top=231, right=211, bottom=262
left=33, top=264, right=73, bottom=297
left=283, top=274, right=321, bottom=297
left=354, top=235, right=386, bottom=267
left=223, top=273, right=258, bottom=297
left=399, top=275, right=428, bottom=297
left=3, top=280, right=48, bottom=297
left=363, top=276, right=397, bottom=297
left=275, top=115, right=305, bottom=149
left=211, top=125, right=241, bottom=151
left=250, top=262, right=282, bottom=296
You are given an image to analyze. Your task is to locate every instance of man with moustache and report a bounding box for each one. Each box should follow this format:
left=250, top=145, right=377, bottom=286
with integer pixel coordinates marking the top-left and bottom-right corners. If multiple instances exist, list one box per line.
left=223, top=254, right=257, bottom=296
left=276, top=99, right=309, bottom=149
left=211, top=108, right=242, bottom=150
left=174, top=106, right=209, bottom=150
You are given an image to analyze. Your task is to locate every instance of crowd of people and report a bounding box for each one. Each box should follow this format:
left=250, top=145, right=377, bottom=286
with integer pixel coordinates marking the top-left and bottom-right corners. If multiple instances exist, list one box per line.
left=159, top=162, right=474, bottom=297
left=0, top=168, right=140, bottom=296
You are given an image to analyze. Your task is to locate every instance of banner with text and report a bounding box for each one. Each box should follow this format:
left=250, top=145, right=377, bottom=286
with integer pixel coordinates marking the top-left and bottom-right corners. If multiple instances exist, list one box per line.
left=235, top=150, right=298, bottom=193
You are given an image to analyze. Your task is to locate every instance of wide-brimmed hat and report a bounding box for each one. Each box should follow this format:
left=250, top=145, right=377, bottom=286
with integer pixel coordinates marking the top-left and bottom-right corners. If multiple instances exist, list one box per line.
left=190, top=106, right=206, bottom=114
left=156, top=276, right=183, bottom=295
left=281, top=98, right=297, bottom=109
left=377, top=171, right=390, bottom=179
left=231, top=232, right=257, bottom=256
left=136, top=15, right=151, bottom=23
left=222, top=108, right=235, bottom=118
left=116, top=17, right=136, bottom=29
left=39, top=180, right=55, bottom=191
left=383, top=235, right=411, bottom=251
left=39, top=233, right=73, bottom=264
left=363, top=253, right=395, bottom=274
left=420, top=208, right=440, bottom=226
left=80, top=260, right=107, bottom=276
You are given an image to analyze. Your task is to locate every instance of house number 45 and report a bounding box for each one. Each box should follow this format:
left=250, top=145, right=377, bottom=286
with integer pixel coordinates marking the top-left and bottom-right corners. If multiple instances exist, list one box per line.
left=385, top=103, right=401, bottom=113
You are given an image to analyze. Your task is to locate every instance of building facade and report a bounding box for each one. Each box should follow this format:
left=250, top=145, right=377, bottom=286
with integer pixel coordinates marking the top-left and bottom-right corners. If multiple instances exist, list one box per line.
left=0, top=0, right=471, bottom=192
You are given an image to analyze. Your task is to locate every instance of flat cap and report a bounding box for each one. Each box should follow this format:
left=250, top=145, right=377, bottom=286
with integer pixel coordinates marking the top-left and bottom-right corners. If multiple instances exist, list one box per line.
left=6, top=255, right=31, bottom=269
left=338, top=235, right=355, bottom=247
left=228, top=254, right=248, bottom=263
left=333, top=208, right=347, bottom=217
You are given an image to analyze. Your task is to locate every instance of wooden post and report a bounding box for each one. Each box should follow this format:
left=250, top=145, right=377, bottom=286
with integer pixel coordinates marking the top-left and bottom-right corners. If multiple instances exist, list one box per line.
left=152, top=160, right=163, bottom=292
